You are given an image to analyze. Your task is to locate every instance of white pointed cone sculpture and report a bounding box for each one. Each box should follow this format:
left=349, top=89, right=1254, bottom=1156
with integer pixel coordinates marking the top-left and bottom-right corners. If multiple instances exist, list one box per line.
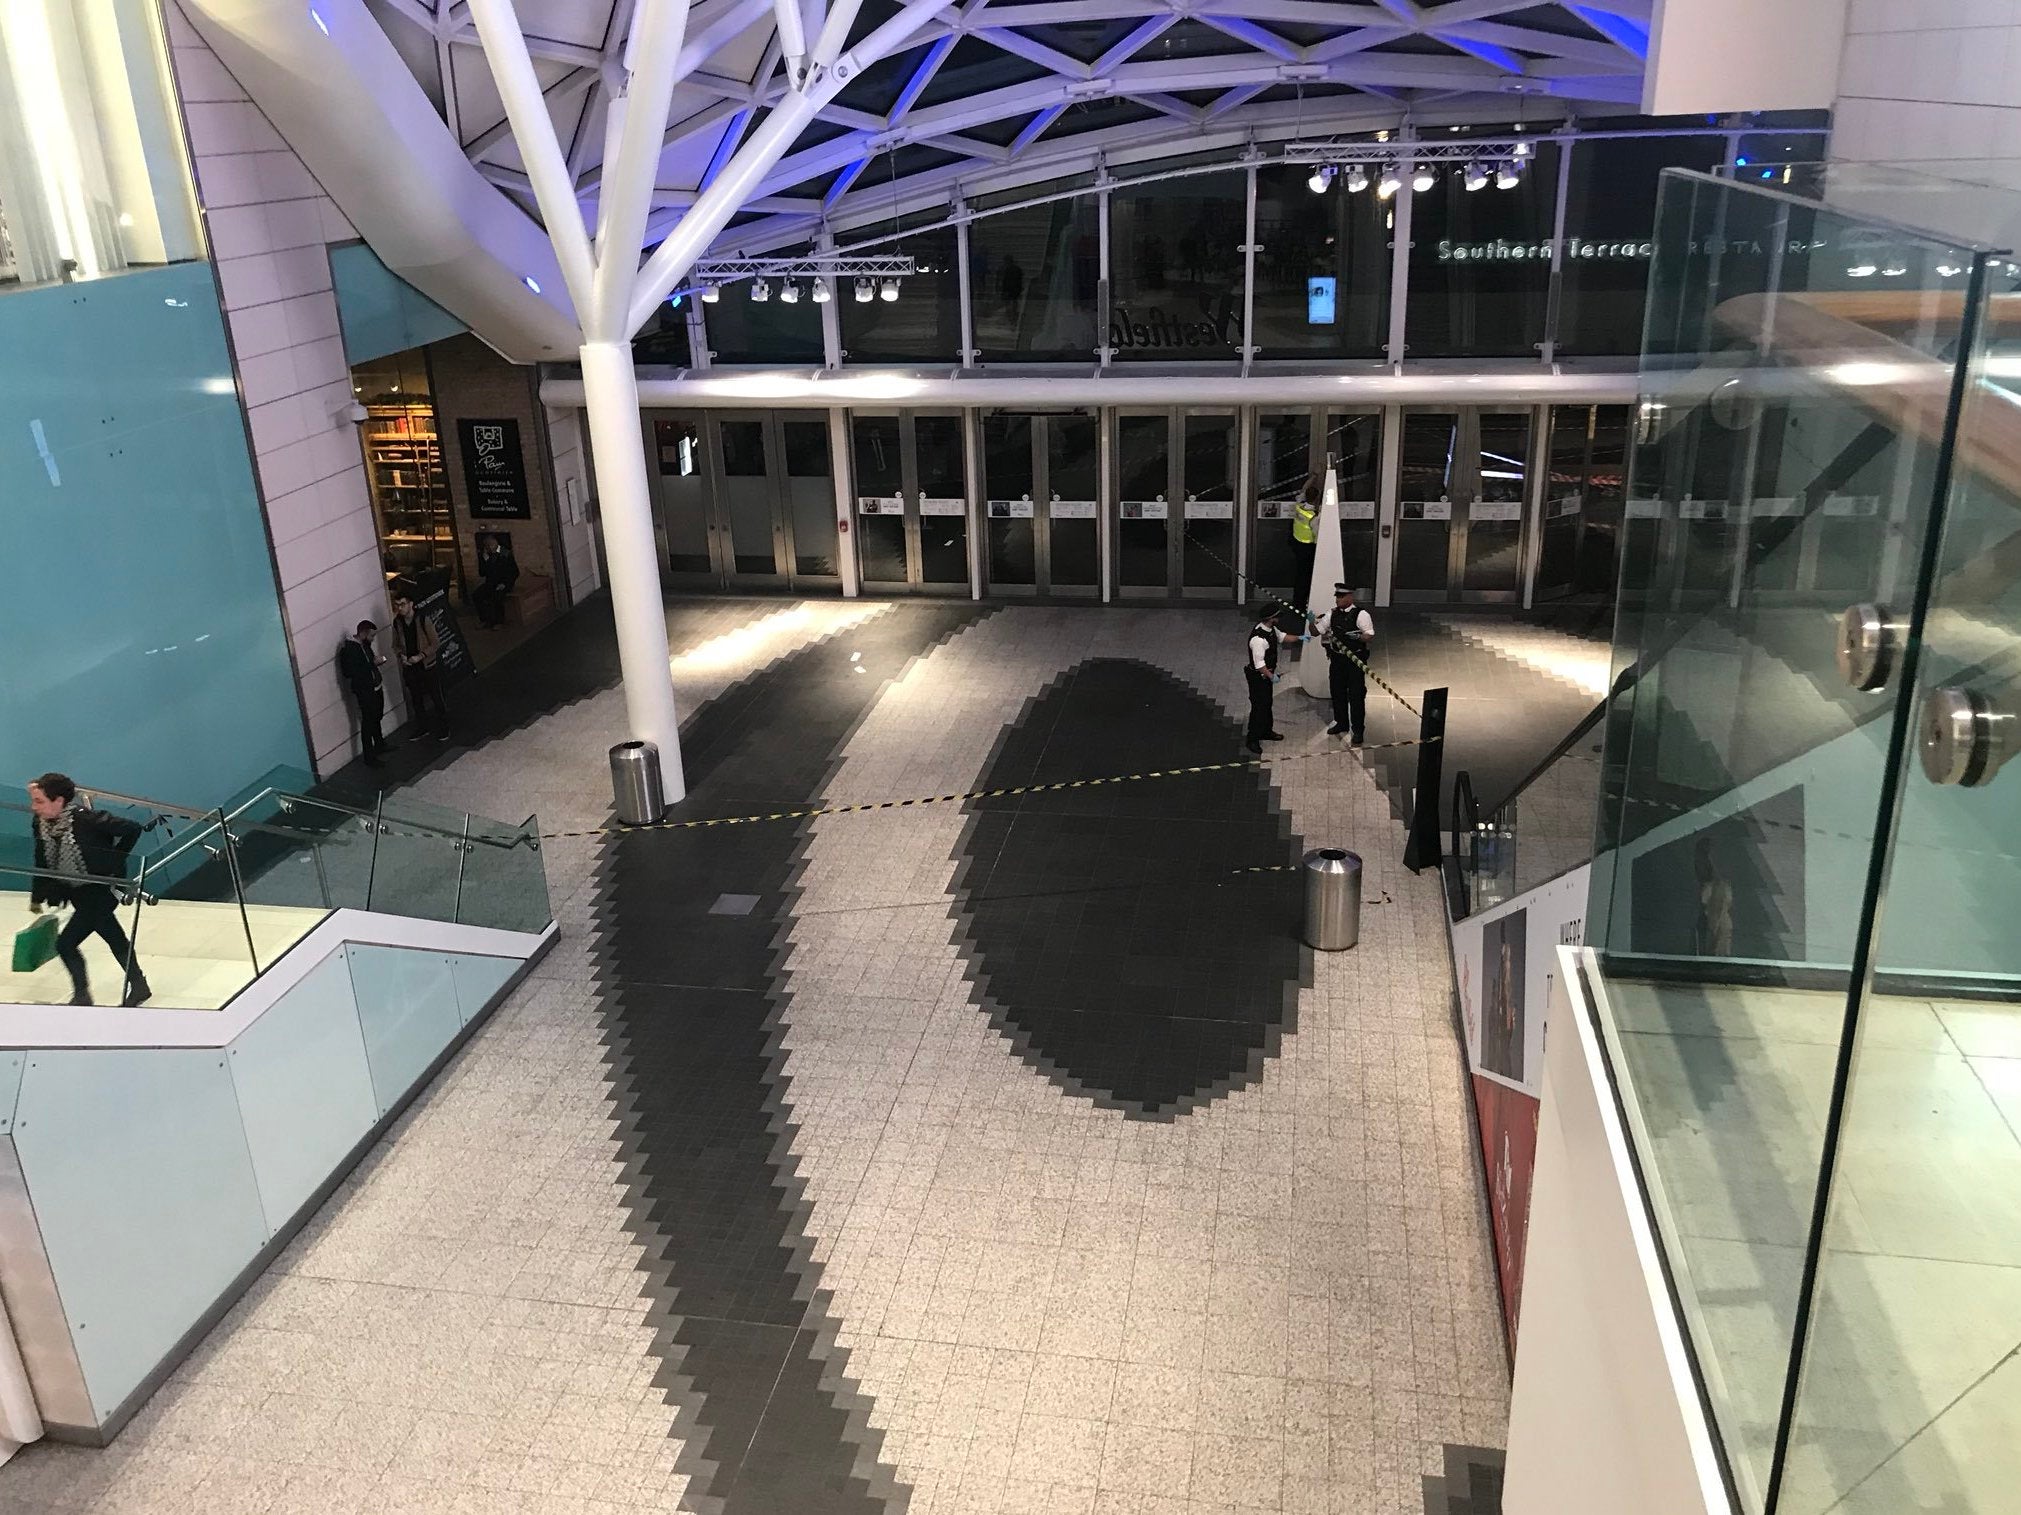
left=1300, top=464, right=1346, bottom=698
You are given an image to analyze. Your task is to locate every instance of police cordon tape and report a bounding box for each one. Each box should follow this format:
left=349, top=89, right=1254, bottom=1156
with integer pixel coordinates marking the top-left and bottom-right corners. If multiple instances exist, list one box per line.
left=1178, top=528, right=1423, bottom=719
left=536, top=734, right=1438, bottom=842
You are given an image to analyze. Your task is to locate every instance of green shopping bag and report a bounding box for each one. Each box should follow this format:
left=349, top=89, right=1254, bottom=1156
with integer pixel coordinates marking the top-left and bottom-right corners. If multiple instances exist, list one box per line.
left=12, top=913, right=59, bottom=974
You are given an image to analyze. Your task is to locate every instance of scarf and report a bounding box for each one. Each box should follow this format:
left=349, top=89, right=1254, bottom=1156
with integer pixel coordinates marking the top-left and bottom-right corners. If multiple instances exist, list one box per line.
left=38, top=808, right=87, bottom=879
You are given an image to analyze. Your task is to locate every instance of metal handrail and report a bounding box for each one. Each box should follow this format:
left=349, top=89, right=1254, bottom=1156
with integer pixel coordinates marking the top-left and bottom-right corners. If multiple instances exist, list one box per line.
left=226, top=788, right=537, bottom=850
left=0, top=862, right=155, bottom=905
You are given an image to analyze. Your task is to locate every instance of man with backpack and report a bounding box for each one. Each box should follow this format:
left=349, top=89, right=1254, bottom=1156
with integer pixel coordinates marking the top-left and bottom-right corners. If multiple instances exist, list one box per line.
left=28, top=773, right=150, bottom=1006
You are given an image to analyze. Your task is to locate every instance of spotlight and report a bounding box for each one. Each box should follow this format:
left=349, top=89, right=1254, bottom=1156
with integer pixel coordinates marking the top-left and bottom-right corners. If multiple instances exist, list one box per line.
left=812, top=277, right=832, bottom=302
left=855, top=277, right=875, bottom=302
left=780, top=280, right=801, bottom=304
left=1881, top=261, right=1908, bottom=278
left=1463, top=160, right=1489, bottom=192
left=1412, top=165, right=1437, bottom=192
left=1847, top=262, right=1877, bottom=278
left=1377, top=167, right=1402, bottom=199
left=1344, top=164, right=1369, bottom=194
left=751, top=277, right=770, bottom=301
left=1496, top=160, right=1520, bottom=190
left=1513, top=139, right=1533, bottom=158
left=1938, top=263, right=1963, bottom=277
left=1307, top=165, right=1335, bottom=194
left=701, top=283, right=720, bottom=303
left=879, top=277, right=900, bottom=302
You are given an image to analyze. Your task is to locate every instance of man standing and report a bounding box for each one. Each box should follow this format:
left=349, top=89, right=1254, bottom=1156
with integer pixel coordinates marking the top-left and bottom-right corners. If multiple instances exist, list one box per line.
left=1289, top=477, right=1320, bottom=609
left=338, top=620, right=390, bottom=766
left=1244, top=606, right=1305, bottom=755
left=28, top=774, right=149, bottom=1006
left=391, top=590, right=449, bottom=740
left=1313, top=584, right=1376, bottom=745
left=472, top=537, right=520, bottom=628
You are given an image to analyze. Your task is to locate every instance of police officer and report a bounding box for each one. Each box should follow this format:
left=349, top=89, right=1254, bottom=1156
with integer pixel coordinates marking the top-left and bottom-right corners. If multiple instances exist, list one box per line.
left=1289, top=477, right=1320, bottom=609
left=1312, top=584, right=1375, bottom=745
left=1244, top=607, right=1305, bottom=755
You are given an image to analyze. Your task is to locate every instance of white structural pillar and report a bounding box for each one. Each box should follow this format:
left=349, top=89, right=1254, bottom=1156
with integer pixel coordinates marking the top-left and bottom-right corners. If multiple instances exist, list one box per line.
left=1299, top=464, right=1344, bottom=699
left=581, top=341, right=685, bottom=789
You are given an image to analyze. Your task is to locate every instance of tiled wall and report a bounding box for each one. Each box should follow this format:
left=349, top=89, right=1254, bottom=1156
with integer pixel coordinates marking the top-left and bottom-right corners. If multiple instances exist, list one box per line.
left=168, top=0, right=403, bottom=771
left=1833, top=0, right=2021, bottom=165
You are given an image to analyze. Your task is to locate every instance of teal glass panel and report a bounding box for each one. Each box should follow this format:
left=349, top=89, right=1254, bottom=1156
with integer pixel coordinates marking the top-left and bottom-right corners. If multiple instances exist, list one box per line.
left=0, top=1051, right=23, bottom=1133
left=458, top=815, right=550, bottom=934
left=227, top=950, right=376, bottom=1232
left=329, top=243, right=467, bottom=365
left=449, top=952, right=520, bottom=1027
left=13, top=1048, right=266, bottom=1421
left=0, top=262, right=311, bottom=815
left=344, top=945, right=461, bottom=1113
left=364, top=794, right=471, bottom=923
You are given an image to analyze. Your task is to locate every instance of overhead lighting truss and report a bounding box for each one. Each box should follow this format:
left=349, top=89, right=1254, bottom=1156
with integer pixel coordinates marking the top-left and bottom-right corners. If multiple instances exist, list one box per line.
left=692, top=254, right=916, bottom=286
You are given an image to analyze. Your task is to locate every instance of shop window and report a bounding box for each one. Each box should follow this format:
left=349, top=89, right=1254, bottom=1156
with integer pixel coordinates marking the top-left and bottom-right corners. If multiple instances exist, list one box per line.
left=840, top=227, right=961, bottom=363
left=1107, top=173, right=1245, bottom=363
left=1251, top=164, right=1390, bottom=360
left=0, top=0, right=202, bottom=293
left=353, top=351, right=459, bottom=591
left=1559, top=135, right=1726, bottom=356
left=1405, top=142, right=1560, bottom=358
left=969, top=197, right=1100, bottom=362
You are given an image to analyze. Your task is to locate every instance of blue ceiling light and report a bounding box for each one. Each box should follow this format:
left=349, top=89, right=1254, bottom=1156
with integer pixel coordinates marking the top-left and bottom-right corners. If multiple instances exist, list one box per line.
left=522, top=275, right=541, bottom=294
left=311, top=7, right=329, bottom=35
left=1735, top=155, right=1749, bottom=167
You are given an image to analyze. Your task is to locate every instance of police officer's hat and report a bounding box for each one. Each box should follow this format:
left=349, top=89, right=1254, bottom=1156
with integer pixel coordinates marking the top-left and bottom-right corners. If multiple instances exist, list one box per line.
left=1333, top=582, right=1352, bottom=597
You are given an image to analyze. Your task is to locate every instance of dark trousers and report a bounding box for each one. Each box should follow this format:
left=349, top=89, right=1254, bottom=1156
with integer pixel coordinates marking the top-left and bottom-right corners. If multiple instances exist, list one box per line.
left=1329, top=656, right=1367, bottom=742
left=472, top=582, right=508, bottom=626
left=1245, top=665, right=1276, bottom=745
left=402, top=661, right=448, bottom=735
left=56, top=885, right=141, bottom=998
left=354, top=684, right=387, bottom=758
left=1290, top=537, right=1316, bottom=609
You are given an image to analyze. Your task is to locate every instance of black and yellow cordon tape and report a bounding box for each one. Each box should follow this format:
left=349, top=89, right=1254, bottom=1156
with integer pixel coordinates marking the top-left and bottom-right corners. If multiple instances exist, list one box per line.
left=539, top=735, right=1436, bottom=842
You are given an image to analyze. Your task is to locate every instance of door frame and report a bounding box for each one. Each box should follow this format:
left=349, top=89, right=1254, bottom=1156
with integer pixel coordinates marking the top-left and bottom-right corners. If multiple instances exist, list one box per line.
left=846, top=408, right=976, bottom=596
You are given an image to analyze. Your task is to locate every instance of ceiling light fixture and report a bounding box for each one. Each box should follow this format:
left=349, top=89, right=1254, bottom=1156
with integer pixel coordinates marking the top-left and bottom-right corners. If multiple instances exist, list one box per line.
left=701, top=283, right=720, bottom=303
left=879, top=277, right=900, bottom=302
left=855, top=277, right=875, bottom=302
left=1307, top=164, right=1335, bottom=194
left=812, top=276, right=832, bottom=302
left=1412, top=165, right=1437, bottom=192
left=1344, top=164, right=1369, bottom=194
left=751, top=277, right=770, bottom=301
left=1463, top=160, right=1489, bottom=192
left=1847, top=262, right=1877, bottom=278
left=1377, top=167, right=1402, bottom=199
left=1496, top=160, right=1521, bottom=190
left=780, top=280, right=801, bottom=303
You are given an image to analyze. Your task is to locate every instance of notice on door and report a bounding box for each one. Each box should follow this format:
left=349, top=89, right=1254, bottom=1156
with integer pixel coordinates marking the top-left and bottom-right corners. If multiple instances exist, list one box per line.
left=1183, top=499, right=1233, bottom=519
left=1403, top=500, right=1452, bottom=521
left=1121, top=499, right=1169, bottom=520
left=920, top=496, right=967, bottom=517
left=458, top=418, right=531, bottom=519
left=1050, top=499, right=1097, bottom=519
left=1341, top=501, right=1375, bottom=520
left=1473, top=501, right=1524, bottom=522
left=857, top=495, right=904, bottom=515
left=988, top=498, right=1036, bottom=518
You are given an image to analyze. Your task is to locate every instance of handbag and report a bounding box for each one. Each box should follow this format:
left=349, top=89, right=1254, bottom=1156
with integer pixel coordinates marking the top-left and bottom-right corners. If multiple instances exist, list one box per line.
left=12, top=913, right=60, bottom=974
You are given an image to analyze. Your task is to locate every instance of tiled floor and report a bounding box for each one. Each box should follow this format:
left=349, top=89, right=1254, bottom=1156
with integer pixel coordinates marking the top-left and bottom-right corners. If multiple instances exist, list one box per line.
left=5, top=596, right=1517, bottom=1515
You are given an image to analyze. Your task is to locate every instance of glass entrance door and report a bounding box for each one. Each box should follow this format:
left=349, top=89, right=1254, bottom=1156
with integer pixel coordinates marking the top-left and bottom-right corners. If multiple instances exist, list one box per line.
left=1250, top=410, right=1383, bottom=606
left=849, top=410, right=974, bottom=594
left=981, top=411, right=1100, bottom=597
left=1180, top=412, right=1237, bottom=598
left=647, top=410, right=840, bottom=590
left=1115, top=411, right=1171, bottom=598
left=1114, top=409, right=1239, bottom=600
left=1538, top=403, right=1629, bottom=602
left=1391, top=407, right=1537, bottom=604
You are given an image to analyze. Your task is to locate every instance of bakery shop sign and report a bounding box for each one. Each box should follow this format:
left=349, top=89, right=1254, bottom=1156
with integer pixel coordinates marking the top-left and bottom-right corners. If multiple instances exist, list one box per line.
left=1109, top=294, right=1238, bottom=351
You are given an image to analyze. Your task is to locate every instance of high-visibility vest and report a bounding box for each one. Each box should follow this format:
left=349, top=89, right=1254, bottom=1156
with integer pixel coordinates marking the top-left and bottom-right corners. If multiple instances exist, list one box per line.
left=1290, top=501, right=1318, bottom=544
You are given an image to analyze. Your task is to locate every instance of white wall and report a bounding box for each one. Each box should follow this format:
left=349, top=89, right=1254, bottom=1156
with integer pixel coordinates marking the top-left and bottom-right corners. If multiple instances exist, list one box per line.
left=1833, top=0, right=2021, bottom=167
left=543, top=405, right=603, bottom=606
left=167, top=0, right=400, bottom=773
left=1646, top=0, right=1849, bottom=116
left=1503, top=948, right=1734, bottom=1515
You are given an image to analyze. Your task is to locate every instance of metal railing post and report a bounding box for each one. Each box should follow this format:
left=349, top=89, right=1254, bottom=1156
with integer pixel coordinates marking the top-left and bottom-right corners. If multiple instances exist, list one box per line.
left=453, top=814, right=473, bottom=924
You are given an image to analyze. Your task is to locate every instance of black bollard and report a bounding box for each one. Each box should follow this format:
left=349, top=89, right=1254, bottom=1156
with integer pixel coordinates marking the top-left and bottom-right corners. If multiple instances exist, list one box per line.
left=1403, top=687, right=1448, bottom=873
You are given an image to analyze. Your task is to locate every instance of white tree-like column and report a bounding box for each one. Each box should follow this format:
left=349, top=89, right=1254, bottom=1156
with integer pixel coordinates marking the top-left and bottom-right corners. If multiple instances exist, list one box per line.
left=465, top=0, right=954, bottom=802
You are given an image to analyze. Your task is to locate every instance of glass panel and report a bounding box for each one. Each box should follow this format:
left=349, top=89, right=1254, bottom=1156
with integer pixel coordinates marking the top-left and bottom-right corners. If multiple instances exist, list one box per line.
left=1405, top=142, right=1559, bottom=358
left=1559, top=134, right=1726, bottom=355
left=362, top=795, right=468, bottom=925
left=1776, top=247, right=2021, bottom=1515
left=852, top=415, right=909, bottom=582
left=230, top=792, right=375, bottom=914
left=1108, top=173, right=1245, bottom=363
left=718, top=420, right=778, bottom=575
left=654, top=415, right=713, bottom=574
left=702, top=279, right=824, bottom=363
left=1116, top=414, right=1171, bottom=591
left=779, top=419, right=839, bottom=578
left=1253, top=410, right=1311, bottom=600
left=969, top=198, right=1100, bottom=362
left=1464, top=412, right=1529, bottom=595
left=130, top=817, right=258, bottom=1008
left=631, top=302, right=692, bottom=366
left=0, top=0, right=204, bottom=293
left=458, top=814, right=550, bottom=934
left=1047, top=414, right=1100, bottom=589
left=914, top=414, right=968, bottom=585
left=1252, top=163, right=1390, bottom=359
left=983, top=413, right=1037, bottom=588
left=1324, top=410, right=1383, bottom=590
left=1588, top=168, right=1978, bottom=1512
left=1395, top=410, right=1458, bottom=596
left=344, top=944, right=462, bottom=1115
left=839, top=228, right=960, bottom=362
left=1180, top=412, right=1236, bottom=588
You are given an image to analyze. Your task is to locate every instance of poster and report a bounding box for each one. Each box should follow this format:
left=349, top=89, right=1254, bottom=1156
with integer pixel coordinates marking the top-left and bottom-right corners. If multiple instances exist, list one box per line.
left=416, top=586, right=474, bottom=687
left=1451, top=863, right=1589, bottom=1339
left=457, top=418, right=530, bottom=519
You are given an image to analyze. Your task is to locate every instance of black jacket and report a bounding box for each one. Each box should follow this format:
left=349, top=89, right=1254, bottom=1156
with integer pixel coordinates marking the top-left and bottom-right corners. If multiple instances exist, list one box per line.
left=337, top=637, right=382, bottom=695
left=31, top=808, right=144, bottom=906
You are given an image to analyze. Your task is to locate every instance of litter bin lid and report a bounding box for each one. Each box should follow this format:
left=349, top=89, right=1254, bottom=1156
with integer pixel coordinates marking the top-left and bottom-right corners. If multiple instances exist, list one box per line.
left=612, top=739, right=656, bottom=755
left=1303, top=847, right=1361, bottom=868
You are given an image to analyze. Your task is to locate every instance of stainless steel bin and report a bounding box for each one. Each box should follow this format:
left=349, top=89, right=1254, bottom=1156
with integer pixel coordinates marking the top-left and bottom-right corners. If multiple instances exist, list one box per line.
left=609, top=740, right=665, bottom=826
left=1302, top=847, right=1362, bottom=951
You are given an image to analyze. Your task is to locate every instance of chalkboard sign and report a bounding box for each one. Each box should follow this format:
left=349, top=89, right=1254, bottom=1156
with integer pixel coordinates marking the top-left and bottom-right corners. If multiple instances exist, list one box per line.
left=417, top=587, right=475, bottom=687
left=457, top=417, right=531, bottom=519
